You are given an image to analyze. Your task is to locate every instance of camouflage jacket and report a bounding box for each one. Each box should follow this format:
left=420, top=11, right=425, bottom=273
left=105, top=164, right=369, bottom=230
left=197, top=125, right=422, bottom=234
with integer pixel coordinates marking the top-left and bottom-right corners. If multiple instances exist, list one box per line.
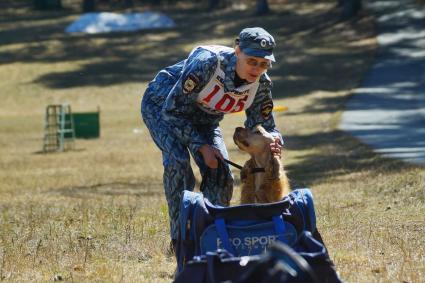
left=143, top=45, right=281, bottom=153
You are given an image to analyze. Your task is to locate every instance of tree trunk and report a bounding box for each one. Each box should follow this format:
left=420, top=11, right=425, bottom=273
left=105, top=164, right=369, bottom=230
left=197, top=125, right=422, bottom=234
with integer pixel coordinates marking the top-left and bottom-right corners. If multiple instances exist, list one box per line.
left=256, top=0, right=270, bottom=15
left=125, top=0, right=134, bottom=8
left=340, top=0, right=362, bottom=19
left=34, top=0, right=62, bottom=10
left=208, top=0, right=220, bottom=10
left=82, top=0, right=96, bottom=12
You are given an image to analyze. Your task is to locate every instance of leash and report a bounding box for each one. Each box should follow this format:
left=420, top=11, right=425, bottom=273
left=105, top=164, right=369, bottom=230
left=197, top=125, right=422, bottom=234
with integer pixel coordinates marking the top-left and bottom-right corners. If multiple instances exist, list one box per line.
left=223, top=158, right=243, bottom=170
left=223, top=158, right=265, bottom=173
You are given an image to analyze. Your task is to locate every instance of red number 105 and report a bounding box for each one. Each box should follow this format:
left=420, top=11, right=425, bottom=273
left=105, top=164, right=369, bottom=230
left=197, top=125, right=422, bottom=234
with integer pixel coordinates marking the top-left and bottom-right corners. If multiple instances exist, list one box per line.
left=202, top=86, right=247, bottom=113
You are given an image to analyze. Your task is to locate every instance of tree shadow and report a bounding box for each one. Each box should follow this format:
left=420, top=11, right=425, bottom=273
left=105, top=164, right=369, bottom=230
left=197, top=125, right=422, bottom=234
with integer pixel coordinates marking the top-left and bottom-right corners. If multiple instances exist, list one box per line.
left=0, top=0, right=374, bottom=95
left=50, top=181, right=163, bottom=199
left=284, top=129, right=413, bottom=188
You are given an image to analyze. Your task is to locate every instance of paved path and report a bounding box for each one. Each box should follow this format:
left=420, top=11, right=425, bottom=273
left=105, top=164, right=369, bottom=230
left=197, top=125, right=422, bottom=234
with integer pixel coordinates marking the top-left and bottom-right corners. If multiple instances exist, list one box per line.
left=340, top=0, right=425, bottom=166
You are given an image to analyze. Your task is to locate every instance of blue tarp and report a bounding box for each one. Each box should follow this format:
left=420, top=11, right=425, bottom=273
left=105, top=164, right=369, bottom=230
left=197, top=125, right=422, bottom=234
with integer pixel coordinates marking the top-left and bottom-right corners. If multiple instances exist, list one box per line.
left=65, top=12, right=175, bottom=34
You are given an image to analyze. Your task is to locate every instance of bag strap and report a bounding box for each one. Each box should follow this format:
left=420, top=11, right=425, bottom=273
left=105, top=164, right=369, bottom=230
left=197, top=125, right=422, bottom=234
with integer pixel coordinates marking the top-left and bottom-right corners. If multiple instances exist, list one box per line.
left=214, top=218, right=236, bottom=255
left=272, top=215, right=287, bottom=242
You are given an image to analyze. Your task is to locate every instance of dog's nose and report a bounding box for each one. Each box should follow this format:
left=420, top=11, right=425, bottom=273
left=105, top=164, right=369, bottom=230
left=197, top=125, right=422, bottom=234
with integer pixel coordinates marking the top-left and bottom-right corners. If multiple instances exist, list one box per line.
left=235, top=127, right=244, bottom=133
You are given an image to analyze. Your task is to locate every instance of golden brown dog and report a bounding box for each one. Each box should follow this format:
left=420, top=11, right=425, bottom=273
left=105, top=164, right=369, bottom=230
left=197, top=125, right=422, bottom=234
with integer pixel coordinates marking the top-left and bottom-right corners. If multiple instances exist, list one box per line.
left=233, top=125, right=290, bottom=204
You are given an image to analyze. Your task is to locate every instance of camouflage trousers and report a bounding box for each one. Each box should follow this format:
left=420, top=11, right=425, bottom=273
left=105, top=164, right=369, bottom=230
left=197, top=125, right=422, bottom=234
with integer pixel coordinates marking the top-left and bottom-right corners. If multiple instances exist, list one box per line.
left=141, top=100, right=234, bottom=240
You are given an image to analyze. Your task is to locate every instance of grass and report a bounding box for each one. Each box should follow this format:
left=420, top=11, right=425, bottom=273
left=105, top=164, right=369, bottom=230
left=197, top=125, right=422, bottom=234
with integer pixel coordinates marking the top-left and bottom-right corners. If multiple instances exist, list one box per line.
left=0, top=0, right=424, bottom=282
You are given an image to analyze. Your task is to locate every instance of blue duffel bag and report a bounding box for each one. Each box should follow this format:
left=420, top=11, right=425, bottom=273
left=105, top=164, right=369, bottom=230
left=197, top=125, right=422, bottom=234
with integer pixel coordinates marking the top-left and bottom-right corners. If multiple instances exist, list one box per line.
left=174, top=189, right=343, bottom=283
left=174, top=230, right=344, bottom=283
left=176, top=189, right=317, bottom=272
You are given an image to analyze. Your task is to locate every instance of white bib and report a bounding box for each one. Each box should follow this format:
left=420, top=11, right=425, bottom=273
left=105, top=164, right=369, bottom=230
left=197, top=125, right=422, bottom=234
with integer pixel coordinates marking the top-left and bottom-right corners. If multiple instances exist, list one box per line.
left=195, top=46, right=259, bottom=114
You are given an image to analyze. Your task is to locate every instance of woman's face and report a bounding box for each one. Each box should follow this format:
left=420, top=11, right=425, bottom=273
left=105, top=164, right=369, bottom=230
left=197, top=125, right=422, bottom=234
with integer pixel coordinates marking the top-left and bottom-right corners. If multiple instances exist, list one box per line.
left=235, top=46, right=271, bottom=83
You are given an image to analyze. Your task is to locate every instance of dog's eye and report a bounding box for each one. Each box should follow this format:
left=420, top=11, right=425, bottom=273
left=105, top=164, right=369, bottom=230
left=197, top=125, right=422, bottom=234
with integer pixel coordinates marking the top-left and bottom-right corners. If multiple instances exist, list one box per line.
left=254, top=131, right=261, bottom=134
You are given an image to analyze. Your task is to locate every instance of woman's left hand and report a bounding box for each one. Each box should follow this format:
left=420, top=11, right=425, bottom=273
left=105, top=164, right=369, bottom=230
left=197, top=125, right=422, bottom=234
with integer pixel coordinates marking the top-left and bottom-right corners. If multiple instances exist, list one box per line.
left=270, top=138, right=282, bottom=158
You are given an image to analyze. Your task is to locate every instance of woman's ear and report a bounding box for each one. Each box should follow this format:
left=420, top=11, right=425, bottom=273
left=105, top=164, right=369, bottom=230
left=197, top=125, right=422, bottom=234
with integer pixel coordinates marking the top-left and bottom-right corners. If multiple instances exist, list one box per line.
left=234, top=45, right=241, bottom=56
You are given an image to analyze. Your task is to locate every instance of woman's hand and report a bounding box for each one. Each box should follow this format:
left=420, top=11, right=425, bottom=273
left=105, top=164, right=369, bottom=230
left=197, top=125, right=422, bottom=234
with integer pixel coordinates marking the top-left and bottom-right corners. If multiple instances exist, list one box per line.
left=270, top=137, right=282, bottom=158
left=199, top=145, right=223, bottom=169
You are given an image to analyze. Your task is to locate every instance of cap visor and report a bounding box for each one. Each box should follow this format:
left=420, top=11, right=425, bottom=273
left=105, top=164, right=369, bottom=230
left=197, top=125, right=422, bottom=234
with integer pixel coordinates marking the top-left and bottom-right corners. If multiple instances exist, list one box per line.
left=264, top=54, right=275, bottom=62
left=241, top=47, right=275, bottom=62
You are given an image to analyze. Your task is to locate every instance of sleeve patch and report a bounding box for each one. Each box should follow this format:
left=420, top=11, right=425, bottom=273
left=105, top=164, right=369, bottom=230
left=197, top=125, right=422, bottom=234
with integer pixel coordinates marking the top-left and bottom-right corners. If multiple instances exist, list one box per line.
left=183, top=74, right=200, bottom=94
left=261, top=101, right=273, bottom=119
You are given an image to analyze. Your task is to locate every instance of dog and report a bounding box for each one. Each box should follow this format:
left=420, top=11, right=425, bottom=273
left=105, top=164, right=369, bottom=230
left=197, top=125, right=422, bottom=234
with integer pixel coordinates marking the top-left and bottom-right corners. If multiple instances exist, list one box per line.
left=233, top=125, right=290, bottom=204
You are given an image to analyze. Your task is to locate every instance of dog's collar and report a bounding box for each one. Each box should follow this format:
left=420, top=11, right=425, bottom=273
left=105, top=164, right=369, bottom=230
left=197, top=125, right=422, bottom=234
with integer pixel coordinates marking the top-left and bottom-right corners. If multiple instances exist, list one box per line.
left=223, top=158, right=265, bottom=173
left=251, top=167, right=265, bottom=173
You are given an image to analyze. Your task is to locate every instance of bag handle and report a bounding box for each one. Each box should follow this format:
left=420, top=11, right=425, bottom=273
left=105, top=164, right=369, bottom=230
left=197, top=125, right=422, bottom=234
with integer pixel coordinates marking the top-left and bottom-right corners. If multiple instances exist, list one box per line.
left=214, top=218, right=236, bottom=255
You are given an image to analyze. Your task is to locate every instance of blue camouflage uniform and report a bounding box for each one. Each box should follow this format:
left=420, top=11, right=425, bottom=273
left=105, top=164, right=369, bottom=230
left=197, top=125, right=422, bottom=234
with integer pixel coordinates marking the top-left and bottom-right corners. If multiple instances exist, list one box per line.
left=141, top=27, right=282, bottom=240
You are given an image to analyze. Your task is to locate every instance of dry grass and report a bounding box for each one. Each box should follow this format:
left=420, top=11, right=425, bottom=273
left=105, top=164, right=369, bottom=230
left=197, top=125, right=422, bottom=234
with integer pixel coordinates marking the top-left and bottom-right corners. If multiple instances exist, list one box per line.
left=0, top=0, right=424, bottom=282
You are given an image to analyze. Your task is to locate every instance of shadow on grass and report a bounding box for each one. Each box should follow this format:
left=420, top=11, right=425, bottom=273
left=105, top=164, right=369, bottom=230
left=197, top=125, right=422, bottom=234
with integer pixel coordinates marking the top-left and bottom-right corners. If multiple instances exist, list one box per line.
left=0, top=0, right=374, bottom=97
left=51, top=181, right=163, bottom=198
left=284, top=129, right=413, bottom=188
left=3, top=0, right=401, bottom=191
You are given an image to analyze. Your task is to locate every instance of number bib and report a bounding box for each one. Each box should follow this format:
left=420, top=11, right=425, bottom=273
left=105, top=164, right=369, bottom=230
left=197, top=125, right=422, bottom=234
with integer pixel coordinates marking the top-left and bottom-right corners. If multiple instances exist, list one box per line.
left=195, top=47, right=259, bottom=114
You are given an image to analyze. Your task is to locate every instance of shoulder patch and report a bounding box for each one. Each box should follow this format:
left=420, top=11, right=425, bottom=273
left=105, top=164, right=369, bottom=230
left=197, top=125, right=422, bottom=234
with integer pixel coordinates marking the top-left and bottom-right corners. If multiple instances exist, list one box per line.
left=259, top=73, right=272, bottom=84
left=183, top=74, right=199, bottom=94
left=261, top=100, right=274, bottom=119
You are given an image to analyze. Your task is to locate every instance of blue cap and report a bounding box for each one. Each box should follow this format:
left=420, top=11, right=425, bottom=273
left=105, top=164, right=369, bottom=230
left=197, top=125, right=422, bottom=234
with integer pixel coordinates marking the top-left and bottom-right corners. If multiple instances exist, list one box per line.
left=238, top=27, right=276, bottom=62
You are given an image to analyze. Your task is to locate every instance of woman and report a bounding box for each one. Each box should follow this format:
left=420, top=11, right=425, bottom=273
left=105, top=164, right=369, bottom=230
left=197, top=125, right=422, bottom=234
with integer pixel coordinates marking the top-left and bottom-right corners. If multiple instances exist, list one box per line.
left=141, top=27, right=283, bottom=249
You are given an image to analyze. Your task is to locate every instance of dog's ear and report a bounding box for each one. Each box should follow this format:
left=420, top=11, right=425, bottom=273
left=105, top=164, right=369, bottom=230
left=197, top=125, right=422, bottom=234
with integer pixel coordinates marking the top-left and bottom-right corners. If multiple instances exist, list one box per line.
left=267, top=155, right=281, bottom=180
left=240, top=159, right=254, bottom=183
